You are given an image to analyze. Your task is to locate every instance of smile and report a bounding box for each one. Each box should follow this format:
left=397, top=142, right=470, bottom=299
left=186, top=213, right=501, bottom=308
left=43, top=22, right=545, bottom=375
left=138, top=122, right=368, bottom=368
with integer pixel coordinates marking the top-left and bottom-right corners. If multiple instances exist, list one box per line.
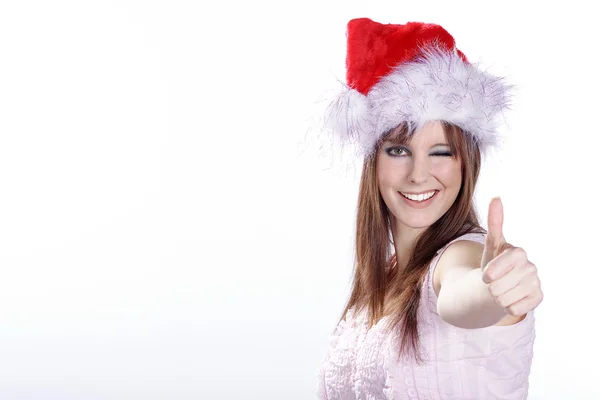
left=399, top=190, right=439, bottom=208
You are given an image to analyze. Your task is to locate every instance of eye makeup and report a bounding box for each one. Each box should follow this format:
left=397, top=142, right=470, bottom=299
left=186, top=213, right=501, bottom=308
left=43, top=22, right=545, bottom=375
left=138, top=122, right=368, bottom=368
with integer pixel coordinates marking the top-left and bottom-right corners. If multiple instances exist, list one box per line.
left=385, top=146, right=453, bottom=157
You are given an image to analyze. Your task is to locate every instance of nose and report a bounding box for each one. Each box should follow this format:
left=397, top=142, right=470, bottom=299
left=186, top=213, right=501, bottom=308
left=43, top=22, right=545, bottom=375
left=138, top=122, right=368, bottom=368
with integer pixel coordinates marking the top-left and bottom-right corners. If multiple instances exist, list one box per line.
left=408, top=155, right=430, bottom=184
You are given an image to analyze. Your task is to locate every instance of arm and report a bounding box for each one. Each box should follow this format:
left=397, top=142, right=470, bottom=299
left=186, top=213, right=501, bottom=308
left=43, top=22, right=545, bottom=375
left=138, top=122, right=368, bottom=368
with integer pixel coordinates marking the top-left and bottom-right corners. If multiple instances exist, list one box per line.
left=438, top=267, right=508, bottom=329
left=436, top=240, right=508, bottom=329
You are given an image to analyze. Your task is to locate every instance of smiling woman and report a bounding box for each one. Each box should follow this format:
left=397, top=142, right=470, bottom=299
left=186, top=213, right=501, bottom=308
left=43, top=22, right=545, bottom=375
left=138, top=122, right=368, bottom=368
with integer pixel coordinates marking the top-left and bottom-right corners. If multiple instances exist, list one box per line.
left=315, top=18, right=539, bottom=400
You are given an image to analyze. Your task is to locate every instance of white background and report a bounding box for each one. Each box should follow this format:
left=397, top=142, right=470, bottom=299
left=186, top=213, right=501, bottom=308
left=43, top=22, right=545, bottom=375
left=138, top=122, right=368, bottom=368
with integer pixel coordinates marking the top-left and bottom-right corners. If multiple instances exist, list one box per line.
left=0, top=1, right=597, bottom=399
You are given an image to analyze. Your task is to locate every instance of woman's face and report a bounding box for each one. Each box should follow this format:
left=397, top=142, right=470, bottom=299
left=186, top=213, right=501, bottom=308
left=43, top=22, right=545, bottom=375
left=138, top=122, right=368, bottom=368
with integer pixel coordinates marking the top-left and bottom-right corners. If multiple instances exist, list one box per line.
left=376, top=121, right=463, bottom=230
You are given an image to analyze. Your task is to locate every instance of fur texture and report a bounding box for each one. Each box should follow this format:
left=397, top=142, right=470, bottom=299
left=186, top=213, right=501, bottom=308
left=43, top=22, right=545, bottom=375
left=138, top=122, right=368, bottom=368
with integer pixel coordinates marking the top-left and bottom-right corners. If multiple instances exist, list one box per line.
left=323, top=20, right=513, bottom=158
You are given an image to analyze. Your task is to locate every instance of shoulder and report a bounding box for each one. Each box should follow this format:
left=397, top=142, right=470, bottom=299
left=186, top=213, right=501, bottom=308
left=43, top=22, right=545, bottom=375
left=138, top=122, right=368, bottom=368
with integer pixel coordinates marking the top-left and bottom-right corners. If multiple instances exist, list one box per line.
left=433, top=237, right=484, bottom=298
left=433, top=233, right=486, bottom=294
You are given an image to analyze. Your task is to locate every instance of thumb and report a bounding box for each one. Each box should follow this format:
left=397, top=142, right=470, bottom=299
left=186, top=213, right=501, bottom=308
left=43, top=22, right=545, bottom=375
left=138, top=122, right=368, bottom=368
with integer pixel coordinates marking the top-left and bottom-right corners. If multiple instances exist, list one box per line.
left=481, top=197, right=508, bottom=270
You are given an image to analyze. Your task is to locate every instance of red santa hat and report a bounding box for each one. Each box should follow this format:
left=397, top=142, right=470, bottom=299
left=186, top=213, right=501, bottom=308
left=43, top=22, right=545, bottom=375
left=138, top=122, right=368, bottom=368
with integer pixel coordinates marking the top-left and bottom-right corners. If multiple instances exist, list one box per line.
left=323, top=18, right=512, bottom=157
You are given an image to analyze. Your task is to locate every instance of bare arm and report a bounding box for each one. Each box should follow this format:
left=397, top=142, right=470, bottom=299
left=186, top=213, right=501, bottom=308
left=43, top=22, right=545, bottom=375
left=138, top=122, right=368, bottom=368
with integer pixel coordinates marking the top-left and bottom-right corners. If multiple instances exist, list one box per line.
left=436, top=240, right=508, bottom=329
left=438, top=267, right=508, bottom=329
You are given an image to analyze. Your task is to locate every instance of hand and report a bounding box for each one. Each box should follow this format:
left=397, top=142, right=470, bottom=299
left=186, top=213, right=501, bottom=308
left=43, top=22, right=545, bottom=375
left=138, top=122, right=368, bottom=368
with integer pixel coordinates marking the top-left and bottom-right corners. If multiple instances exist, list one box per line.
left=480, top=197, right=544, bottom=317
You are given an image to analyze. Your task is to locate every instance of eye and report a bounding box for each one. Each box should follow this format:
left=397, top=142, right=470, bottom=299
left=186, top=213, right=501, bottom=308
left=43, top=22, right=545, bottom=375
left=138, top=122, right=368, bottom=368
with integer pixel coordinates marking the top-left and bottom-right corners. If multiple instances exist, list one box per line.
left=386, top=147, right=407, bottom=156
left=433, top=152, right=453, bottom=157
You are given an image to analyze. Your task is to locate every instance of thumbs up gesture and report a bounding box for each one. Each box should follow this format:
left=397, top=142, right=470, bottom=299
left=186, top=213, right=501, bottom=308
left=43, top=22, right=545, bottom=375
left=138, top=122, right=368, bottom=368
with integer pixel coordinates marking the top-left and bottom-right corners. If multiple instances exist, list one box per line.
left=480, top=197, right=544, bottom=317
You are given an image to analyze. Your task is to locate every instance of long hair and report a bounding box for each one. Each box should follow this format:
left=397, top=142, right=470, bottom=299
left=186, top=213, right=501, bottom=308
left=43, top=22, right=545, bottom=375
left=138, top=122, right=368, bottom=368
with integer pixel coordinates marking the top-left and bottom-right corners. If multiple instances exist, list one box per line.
left=337, top=121, right=486, bottom=364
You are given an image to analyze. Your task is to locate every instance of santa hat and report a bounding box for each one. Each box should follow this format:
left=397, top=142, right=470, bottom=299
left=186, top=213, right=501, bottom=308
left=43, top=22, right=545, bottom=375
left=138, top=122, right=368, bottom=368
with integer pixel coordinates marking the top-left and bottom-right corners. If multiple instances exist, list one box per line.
left=323, top=18, right=512, bottom=157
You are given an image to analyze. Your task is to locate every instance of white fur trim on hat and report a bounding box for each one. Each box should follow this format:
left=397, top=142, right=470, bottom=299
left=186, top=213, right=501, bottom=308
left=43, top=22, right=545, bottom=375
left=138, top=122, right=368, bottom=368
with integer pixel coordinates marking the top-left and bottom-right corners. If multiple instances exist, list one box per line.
left=324, top=45, right=513, bottom=157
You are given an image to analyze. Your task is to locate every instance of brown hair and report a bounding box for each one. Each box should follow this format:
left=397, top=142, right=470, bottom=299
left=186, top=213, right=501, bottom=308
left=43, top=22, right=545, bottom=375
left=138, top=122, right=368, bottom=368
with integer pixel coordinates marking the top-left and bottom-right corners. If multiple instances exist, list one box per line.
left=337, top=121, right=487, bottom=364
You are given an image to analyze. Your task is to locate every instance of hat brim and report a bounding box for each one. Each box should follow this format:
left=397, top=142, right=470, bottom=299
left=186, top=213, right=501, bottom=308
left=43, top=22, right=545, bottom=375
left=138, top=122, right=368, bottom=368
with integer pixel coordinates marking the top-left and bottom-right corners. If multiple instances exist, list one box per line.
left=324, top=45, right=513, bottom=157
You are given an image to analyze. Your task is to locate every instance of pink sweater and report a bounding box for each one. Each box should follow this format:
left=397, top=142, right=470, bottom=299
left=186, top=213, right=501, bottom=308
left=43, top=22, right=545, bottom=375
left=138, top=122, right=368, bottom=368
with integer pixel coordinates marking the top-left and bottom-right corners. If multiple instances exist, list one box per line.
left=316, top=232, right=536, bottom=399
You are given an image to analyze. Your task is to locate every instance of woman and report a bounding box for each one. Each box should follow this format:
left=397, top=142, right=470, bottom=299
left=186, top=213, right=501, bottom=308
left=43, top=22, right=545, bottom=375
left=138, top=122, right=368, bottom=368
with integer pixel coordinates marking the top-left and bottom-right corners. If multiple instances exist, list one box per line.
left=316, top=18, right=544, bottom=399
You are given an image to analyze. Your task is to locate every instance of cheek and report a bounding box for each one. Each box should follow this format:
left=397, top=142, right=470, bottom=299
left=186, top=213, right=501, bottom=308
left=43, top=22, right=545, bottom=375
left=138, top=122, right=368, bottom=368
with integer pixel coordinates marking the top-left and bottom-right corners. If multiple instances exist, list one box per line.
left=377, top=166, right=402, bottom=189
left=433, top=162, right=462, bottom=187
left=376, top=158, right=397, bottom=188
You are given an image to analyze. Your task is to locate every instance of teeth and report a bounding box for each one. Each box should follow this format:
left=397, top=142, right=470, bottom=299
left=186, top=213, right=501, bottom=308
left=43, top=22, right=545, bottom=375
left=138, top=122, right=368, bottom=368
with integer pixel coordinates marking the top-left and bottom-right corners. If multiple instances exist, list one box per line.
left=401, top=191, right=436, bottom=202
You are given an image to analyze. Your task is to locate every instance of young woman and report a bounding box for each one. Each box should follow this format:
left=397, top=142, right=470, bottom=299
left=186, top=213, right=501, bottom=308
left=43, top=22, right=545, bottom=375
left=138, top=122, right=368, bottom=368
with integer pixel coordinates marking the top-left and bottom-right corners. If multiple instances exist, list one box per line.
left=315, top=19, right=544, bottom=399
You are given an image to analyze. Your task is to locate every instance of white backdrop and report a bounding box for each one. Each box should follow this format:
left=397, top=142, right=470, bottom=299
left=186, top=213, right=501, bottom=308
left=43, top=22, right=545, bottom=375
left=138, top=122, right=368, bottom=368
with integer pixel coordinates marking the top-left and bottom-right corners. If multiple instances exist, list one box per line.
left=0, top=1, right=597, bottom=399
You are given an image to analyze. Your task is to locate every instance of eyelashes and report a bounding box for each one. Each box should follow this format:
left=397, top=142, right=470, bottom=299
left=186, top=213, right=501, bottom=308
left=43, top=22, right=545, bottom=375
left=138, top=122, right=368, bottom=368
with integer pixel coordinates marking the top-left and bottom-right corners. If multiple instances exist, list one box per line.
left=385, top=147, right=453, bottom=157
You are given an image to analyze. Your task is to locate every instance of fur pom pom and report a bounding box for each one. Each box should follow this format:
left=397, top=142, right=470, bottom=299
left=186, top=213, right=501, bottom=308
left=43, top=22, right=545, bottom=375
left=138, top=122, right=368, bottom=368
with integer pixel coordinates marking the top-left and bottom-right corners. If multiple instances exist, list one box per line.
left=322, top=85, right=375, bottom=156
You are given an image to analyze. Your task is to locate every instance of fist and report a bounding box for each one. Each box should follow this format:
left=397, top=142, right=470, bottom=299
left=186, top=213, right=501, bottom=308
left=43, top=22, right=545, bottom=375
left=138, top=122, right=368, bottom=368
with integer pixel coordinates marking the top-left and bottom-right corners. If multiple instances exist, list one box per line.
left=480, top=197, right=544, bottom=317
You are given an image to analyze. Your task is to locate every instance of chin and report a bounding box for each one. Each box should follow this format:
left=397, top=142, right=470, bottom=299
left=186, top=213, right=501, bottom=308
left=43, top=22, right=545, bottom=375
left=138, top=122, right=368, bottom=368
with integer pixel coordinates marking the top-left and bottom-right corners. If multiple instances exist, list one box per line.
left=394, top=213, right=439, bottom=229
left=403, top=219, right=436, bottom=229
